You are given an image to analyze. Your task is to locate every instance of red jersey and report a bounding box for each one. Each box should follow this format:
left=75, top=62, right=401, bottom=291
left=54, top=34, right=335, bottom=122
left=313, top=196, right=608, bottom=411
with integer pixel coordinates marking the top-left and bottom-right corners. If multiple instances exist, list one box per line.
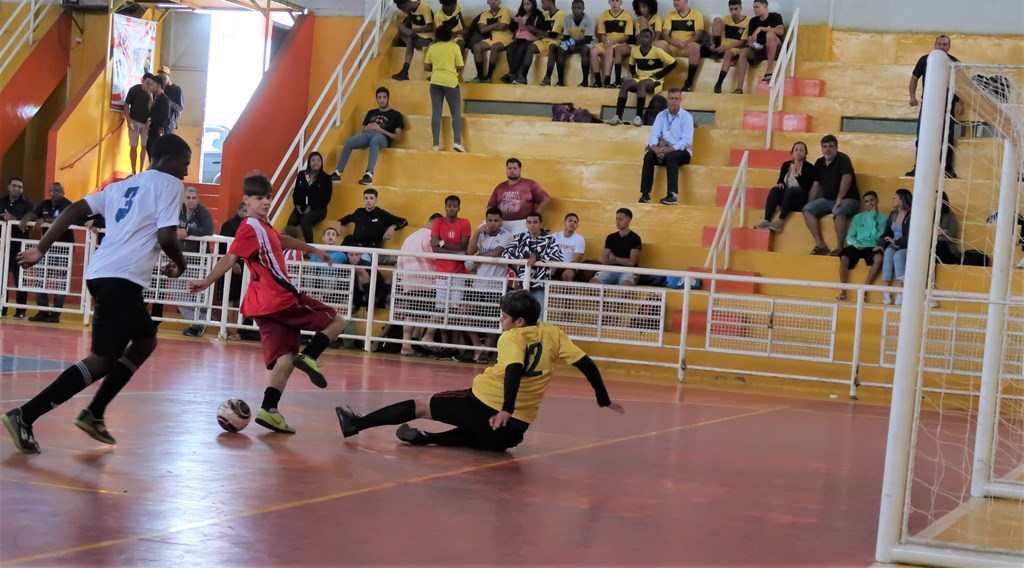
left=430, top=216, right=472, bottom=274
left=486, top=178, right=550, bottom=221
left=228, top=217, right=299, bottom=316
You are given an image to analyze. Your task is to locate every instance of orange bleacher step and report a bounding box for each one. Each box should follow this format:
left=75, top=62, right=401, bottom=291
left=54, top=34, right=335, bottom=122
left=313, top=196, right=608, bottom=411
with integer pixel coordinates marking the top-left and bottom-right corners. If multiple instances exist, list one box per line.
left=670, top=309, right=751, bottom=336
left=716, top=185, right=771, bottom=208
left=742, top=111, right=812, bottom=132
left=755, top=77, right=825, bottom=97
left=701, top=226, right=771, bottom=252
left=730, top=149, right=791, bottom=169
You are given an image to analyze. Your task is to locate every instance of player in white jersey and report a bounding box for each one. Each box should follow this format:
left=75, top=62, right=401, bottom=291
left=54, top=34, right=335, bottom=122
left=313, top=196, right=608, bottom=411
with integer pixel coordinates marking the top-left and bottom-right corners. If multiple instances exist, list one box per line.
left=1, top=134, right=191, bottom=454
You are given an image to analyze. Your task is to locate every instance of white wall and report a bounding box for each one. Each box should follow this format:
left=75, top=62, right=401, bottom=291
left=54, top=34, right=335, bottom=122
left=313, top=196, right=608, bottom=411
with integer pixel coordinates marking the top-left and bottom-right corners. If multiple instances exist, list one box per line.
left=295, top=0, right=1024, bottom=36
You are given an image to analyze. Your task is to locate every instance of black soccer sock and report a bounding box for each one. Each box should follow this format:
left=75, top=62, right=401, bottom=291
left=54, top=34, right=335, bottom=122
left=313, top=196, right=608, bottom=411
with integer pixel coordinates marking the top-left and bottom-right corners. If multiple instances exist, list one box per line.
left=520, top=57, right=533, bottom=78
left=614, top=64, right=622, bottom=83
left=615, top=96, right=627, bottom=118
left=423, top=427, right=476, bottom=447
left=581, top=60, right=590, bottom=84
left=635, top=96, right=647, bottom=118
left=301, top=332, right=331, bottom=360
left=400, top=62, right=410, bottom=74
left=716, top=70, right=728, bottom=88
left=261, top=387, right=282, bottom=411
left=712, top=35, right=722, bottom=48
left=593, top=71, right=603, bottom=86
left=686, top=63, right=698, bottom=84
left=87, top=357, right=138, bottom=419
left=355, top=399, right=416, bottom=430
left=20, top=361, right=94, bottom=425
left=475, top=59, right=485, bottom=79
left=545, top=55, right=557, bottom=79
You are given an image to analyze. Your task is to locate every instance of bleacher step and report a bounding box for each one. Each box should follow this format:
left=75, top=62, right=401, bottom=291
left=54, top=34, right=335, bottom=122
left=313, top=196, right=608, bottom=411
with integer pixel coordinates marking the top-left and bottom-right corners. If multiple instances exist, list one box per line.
left=716, top=185, right=771, bottom=208
left=687, top=267, right=760, bottom=294
left=730, top=149, right=791, bottom=169
left=755, top=77, right=825, bottom=97
left=701, top=226, right=772, bottom=252
left=742, top=111, right=812, bottom=132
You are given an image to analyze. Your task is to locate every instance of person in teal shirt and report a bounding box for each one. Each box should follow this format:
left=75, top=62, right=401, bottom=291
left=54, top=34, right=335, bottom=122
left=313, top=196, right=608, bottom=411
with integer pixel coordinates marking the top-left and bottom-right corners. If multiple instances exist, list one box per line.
left=836, top=191, right=887, bottom=301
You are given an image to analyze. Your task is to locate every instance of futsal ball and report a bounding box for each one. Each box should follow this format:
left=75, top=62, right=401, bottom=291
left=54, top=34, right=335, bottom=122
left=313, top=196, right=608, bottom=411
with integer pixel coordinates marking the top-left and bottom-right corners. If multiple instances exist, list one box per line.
left=216, top=399, right=252, bottom=433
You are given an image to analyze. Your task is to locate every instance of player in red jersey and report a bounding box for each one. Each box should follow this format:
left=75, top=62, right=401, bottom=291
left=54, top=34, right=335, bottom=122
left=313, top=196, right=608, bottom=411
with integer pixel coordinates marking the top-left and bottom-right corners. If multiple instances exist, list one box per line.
left=188, top=174, right=347, bottom=433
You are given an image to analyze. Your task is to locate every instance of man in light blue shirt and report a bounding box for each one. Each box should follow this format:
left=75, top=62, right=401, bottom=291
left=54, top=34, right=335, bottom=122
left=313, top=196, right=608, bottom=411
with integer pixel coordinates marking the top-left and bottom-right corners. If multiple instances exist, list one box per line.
left=640, top=88, right=694, bottom=205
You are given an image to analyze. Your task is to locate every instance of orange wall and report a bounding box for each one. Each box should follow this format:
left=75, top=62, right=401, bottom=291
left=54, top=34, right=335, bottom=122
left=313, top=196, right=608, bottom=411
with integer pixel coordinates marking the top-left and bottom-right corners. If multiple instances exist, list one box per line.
left=0, top=13, right=71, bottom=165
left=218, top=14, right=315, bottom=206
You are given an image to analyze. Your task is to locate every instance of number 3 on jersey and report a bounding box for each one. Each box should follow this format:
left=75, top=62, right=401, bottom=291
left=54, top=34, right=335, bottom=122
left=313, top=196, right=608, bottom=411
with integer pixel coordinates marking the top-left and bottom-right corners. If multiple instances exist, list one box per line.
left=523, top=342, right=543, bottom=377
left=115, top=186, right=140, bottom=222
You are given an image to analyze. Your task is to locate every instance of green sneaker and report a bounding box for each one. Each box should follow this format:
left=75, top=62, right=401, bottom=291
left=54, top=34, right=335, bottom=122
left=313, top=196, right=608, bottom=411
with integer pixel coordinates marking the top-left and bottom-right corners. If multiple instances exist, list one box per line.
left=74, top=409, right=116, bottom=444
left=255, top=408, right=295, bottom=434
left=292, top=353, right=327, bottom=388
left=469, top=76, right=487, bottom=84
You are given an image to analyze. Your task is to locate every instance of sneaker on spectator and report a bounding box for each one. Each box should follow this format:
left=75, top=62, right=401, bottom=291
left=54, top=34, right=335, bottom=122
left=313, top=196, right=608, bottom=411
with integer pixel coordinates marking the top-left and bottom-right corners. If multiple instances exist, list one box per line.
left=432, top=145, right=439, bottom=152
left=540, top=77, right=551, bottom=86
left=607, top=115, right=622, bottom=125
left=46, top=313, right=61, bottom=323
left=512, top=76, right=526, bottom=85
left=631, top=116, right=643, bottom=127
left=183, top=325, right=205, bottom=337
left=895, top=293, right=903, bottom=305
left=753, top=220, right=772, bottom=230
left=74, top=409, right=116, bottom=444
left=28, top=312, right=50, bottom=322
left=659, top=194, right=678, bottom=205
left=469, top=77, right=487, bottom=83
left=391, top=71, right=409, bottom=81
left=944, top=170, right=958, bottom=179
left=1, top=408, right=39, bottom=454
left=682, top=80, right=693, bottom=92
left=883, top=293, right=893, bottom=305
left=638, top=193, right=651, bottom=203
left=769, top=219, right=785, bottom=232
left=452, top=143, right=466, bottom=153
left=13, top=310, right=26, bottom=319
left=330, top=171, right=342, bottom=183
left=499, top=74, right=513, bottom=84
left=358, top=173, right=373, bottom=185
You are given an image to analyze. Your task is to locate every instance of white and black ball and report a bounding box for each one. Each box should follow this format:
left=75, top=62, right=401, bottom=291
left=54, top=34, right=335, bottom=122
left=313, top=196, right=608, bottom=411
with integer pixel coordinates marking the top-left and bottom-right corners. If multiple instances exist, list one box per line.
left=216, top=399, right=252, bottom=433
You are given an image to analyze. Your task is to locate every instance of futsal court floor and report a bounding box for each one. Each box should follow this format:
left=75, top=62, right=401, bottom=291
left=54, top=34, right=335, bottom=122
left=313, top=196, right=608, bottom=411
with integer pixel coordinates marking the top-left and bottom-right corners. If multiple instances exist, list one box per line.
left=0, top=322, right=912, bottom=566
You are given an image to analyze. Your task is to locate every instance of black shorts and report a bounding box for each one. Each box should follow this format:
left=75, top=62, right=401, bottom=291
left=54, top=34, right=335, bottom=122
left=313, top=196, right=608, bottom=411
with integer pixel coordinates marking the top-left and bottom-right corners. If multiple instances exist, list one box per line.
left=429, top=388, right=528, bottom=452
left=841, top=246, right=880, bottom=269
left=87, top=278, right=156, bottom=358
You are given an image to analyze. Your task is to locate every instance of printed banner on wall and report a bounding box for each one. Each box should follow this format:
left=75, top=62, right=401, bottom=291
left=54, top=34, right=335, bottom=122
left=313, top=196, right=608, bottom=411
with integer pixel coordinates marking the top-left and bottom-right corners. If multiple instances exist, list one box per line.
left=110, top=14, right=157, bottom=110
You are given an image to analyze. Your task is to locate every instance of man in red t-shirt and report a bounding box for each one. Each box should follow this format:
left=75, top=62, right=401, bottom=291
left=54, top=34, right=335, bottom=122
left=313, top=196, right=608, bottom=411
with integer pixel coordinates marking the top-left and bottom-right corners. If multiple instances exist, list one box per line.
left=486, top=158, right=552, bottom=235
left=430, top=195, right=473, bottom=314
left=188, top=174, right=348, bottom=434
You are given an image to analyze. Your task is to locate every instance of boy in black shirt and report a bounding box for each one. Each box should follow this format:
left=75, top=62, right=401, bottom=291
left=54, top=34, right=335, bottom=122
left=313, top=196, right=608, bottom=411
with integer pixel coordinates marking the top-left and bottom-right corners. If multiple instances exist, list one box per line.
left=591, top=208, right=642, bottom=286
left=145, top=74, right=172, bottom=161
left=122, top=73, right=153, bottom=174
left=732, top=0, right=782, bottom=93
left=337, top=188, right=409, bottom=248
left=330, top=87, right=404, bottom=186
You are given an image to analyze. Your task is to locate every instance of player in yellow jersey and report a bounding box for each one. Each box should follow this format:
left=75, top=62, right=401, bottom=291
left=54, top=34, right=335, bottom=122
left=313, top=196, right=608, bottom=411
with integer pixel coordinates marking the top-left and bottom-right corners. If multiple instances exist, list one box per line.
left=393, top=0, right=435, bottom=81
left=525, top=0, right=566, bottom=85
left=468, top=0, right=514, bottom=82
left=608, top=28, right=676, bottom=126
left=434, top=0, right=466, bottom=49
left=334, top=290, right=625, bottom=452
left=702, top=0, right=749, bottom=93
left=590, top=0, right=634, bottom=88
left=661, top=0, right=704, bottom=91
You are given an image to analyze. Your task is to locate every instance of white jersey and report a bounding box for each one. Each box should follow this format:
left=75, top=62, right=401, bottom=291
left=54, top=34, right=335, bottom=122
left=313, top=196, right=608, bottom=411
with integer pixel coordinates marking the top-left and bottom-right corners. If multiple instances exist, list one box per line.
left=84, top=170, right=183, bottom=288
left=473, top=228, right=514, bottom=280
left=553, top=231, right=585, bottom=262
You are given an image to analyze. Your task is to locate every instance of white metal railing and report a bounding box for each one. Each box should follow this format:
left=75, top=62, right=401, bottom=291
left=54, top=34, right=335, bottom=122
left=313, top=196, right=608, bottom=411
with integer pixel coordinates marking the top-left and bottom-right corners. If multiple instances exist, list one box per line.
left=0, top=0, right=57, bottom=80
left=765, top=8, right=799, bottom=149
left=704, top=150, right=749, bottom=275
left=6, top=219, right=1024, bottom=404
left=266, top=0, right=397, bottom=224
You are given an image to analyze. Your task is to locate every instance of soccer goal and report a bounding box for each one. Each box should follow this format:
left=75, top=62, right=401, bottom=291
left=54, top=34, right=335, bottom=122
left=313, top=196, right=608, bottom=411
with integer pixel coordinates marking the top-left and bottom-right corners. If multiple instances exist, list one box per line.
left=874, top=53, right=1024, bottom=566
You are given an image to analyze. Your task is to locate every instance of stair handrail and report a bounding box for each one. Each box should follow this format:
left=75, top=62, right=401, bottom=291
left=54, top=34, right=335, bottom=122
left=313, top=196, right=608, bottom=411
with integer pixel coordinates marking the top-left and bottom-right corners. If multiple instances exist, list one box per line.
left=764, top=7, right=799, bottom=149
left=704, top=151, right=749, bottom=274
left=0, top=0, right=57, bottom=79
left=267, top=0, right=396, bottom=224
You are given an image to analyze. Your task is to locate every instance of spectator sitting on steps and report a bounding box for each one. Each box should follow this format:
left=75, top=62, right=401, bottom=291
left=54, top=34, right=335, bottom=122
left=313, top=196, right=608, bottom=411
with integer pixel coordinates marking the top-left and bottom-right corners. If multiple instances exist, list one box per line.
left=835, top=191, right=886, bottom=302
left=286, top=151, right=333, bottom=244
left=330, top=87, right=405, bottom=187
left=392, top=0, right=435, bottom=81
left=754, top=141, right=817, bottom=232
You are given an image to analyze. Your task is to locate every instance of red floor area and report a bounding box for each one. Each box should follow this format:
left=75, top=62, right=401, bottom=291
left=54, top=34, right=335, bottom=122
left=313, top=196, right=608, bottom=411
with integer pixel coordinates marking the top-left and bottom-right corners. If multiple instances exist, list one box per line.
left=0, top=323, right=892, bottom=566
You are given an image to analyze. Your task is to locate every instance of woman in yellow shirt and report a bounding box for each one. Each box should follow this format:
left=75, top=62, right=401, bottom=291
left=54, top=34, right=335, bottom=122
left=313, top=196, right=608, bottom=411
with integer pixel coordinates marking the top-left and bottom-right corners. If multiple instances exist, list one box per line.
left=424, top=25, right=467, bottom=153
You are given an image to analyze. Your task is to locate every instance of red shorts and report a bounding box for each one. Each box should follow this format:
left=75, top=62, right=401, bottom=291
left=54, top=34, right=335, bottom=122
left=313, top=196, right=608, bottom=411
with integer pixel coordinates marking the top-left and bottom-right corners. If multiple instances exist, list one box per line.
left=253, top=294, right=337, bottom=369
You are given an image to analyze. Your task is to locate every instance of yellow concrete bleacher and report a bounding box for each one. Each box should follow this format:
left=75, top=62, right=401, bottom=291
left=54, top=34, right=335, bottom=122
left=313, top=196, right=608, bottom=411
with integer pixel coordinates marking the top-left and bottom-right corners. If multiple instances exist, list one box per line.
left=298, top=20, right=1020, bottom=383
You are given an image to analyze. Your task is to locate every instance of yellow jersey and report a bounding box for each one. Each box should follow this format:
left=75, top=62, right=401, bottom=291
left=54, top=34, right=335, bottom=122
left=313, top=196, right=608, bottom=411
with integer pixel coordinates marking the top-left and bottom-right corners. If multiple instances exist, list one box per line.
left=472, top=323, right=587, bottom=423
left=434, top=4, right=464, bottom=34
left=478, top=6, right=513, bottom=44
left=664, top=8, right=704, bottom=41
left=596, top=9, right=634, bottom=43
left=538, top=9, right=566, bottom=39
left=629, top=45, right=675, bottom=79
left=635, top=13, right=663, bottom=35
left=424, top=41, right=465, bottom=88
left=723, top=14, right=750, bottom=44
left=401, top=0, right=435, bottom=39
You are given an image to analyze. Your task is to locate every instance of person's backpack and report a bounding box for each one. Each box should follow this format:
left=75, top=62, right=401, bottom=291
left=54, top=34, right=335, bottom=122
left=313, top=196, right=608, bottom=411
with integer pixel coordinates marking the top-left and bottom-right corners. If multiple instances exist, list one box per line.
left=971, top=74, right=1011, bottom=103
left=643, top=95, right=667, bottom=126
left=960, top=249, right=991, bottom=267
left=552, top=103, right=600, bottom=123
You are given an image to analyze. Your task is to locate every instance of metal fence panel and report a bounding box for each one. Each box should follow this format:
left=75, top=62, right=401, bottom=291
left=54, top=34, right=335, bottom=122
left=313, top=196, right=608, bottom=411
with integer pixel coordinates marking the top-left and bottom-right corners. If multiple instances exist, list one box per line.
left=706, top=294, right=836, bottom=362
left=544, top=282, right=666, bottom=346
left=389, top=270, right=506, bottom=334
left=16, top=240, right=73, bottom=295
left=286, top=260, right=355, bottom=319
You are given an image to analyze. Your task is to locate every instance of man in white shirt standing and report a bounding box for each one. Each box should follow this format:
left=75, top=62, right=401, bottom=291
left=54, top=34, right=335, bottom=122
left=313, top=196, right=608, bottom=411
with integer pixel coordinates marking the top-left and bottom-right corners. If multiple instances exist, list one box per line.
left=639, top=88, right=694, bottom=205
left=2, top=135, right=190, bottom=455
left=552, top=212, right=585, bottom=281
